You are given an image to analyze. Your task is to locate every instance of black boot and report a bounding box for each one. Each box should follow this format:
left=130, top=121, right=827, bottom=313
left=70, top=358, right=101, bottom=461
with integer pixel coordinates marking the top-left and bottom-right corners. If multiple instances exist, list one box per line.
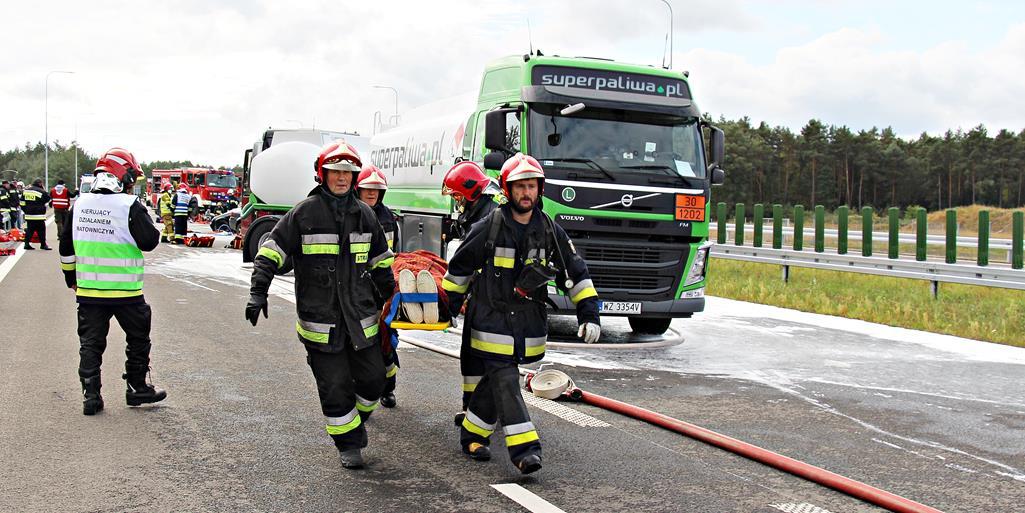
left=380, top=392, right=396, bottom=408
left=80, top=374, right=104, bottom=416
left=123, top=367, right=167, bottom=406
left=516, top=454, right=542, bottom=475
left=339, top=449, right=365, bottom=469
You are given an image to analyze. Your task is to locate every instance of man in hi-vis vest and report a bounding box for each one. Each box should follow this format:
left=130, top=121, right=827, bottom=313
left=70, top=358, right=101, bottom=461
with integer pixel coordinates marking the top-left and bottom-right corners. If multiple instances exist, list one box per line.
left=59, top=148, right=166, bottom=416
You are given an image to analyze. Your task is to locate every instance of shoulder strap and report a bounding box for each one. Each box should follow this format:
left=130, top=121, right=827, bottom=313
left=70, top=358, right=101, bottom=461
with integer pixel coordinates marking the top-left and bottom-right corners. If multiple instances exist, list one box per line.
left=484, top=208, right=504, bottom=257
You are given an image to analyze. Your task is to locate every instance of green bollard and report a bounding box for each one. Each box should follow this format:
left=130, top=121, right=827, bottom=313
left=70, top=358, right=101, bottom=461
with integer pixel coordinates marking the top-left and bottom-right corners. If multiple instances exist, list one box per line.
left=888, top=207, right=899, bottom=259
left=1013, top=211, right=1023, bottom=270
left=978, top=210, right=989, bottom=267
left=815, top=205, right=825, bottom=253
left=793, top=205, right=805, bottom=251
left=861, top=207, right=873, bottom=257
left=837, top=206, right=849, bottom=254
left=916, top=207, right=927, bottom=262
left=717, top=202, right=727, bottom=244
left=945, top=210, right=957, bottom=264
left=772, top=204, right=783, bottom=249
left=735, top=203, right=746, bottom=246
left=753, top=204, right=764, bottom=248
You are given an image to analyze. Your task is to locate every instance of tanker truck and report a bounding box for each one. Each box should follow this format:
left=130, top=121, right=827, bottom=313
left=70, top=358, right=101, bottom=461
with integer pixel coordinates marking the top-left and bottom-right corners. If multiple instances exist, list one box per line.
left=239, top=128, right=369, bottom=262
left=369, top=54, right=726, bottom=335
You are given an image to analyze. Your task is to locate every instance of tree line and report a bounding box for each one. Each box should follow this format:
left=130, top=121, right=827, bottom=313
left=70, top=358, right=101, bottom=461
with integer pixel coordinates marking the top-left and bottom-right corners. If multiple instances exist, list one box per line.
left=0, top=142, right=236, bottom=188
left=713, top=117, right=1025, bottom=212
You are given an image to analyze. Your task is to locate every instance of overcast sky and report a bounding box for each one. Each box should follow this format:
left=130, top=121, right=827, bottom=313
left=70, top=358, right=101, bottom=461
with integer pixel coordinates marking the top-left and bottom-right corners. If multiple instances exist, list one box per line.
left=3, top=0, right=1024, bottom=167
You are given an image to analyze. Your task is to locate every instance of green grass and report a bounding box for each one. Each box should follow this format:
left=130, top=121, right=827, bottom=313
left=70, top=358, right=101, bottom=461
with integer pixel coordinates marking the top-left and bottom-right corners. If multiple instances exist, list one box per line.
left=706, top=258, right=1025, bottom=347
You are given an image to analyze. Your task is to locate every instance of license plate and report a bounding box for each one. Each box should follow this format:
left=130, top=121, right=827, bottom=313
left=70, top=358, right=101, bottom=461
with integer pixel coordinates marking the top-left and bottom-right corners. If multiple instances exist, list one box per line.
left=599, top=301, right=642, bottom=315
left=675, top=194, right=706, bottom=222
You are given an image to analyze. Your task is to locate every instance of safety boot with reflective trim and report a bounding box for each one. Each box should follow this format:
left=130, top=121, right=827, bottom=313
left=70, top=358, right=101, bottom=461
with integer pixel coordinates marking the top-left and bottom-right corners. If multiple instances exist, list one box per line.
left=463, top=442, right=491, bottom=461
left=339, top=449, right=365, bottom=469
left=80, top=375, right=104, bottom=416
left=516, top=454, right=542, bottom=475
left=124, top=368, right=167, bottom=406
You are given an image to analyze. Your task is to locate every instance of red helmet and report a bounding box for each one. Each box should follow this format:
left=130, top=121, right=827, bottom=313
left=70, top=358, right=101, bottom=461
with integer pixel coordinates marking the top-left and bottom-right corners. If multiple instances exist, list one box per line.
left=443, top=161, right=492, bottom=202
left=356, top=165, right=387, bottom=190
left=162, top=183, right=173, bottom=192
left=315, top=140, right=362, bottom=183
left=499, top=153, right=545, bottom=198
left=95, top=148, right=143, bottom=188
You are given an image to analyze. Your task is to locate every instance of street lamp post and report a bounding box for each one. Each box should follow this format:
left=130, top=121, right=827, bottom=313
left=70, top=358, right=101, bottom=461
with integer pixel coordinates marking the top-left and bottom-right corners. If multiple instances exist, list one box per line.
left=45, top=70, right=75, bottom=189
left=373, top=85, right=399, bottom=127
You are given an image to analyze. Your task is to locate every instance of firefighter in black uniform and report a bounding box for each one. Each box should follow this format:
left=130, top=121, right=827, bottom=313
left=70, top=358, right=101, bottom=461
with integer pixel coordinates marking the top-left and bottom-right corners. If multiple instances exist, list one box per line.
left=441, top=161, right=499, bottom=242
left=354, top=164, right=402, bottom=408
left=0, top=181, right=11, bottom=230
left=246, top=141, right=395, bottom=470
left=21, top=178, right=52, bottom=250
left=442, top=153, right=601, bottom=474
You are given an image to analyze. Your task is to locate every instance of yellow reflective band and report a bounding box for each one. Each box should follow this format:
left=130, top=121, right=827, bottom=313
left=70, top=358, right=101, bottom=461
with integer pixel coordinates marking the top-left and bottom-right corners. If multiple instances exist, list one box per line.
left=76, top=288, right=143, bottom=298
left=386, top=366, right=397, bottom=378
left=505, top=430, right=540, bottom=447
left=363, top=323, right=379, bottom=339
left=256, top=246, right=284, bottom=268
left=61, top=263, right=76, bottom=271
left=524, top=259, right=548, bottom=266
left=442, top=279, right=469, bottom=293
left=524, top=344, right=545, bottom=357
left=462, top=383, right=477, bottom=392
left=356, top=401, right=379, bottom=413
left=461, top=416, right=494, bottom=438
left=470, top=338, right=514, bottom=356
left=387, top=239, right=394, bottom=249
left=493, top=256, right=515, bottom=268
left=372, top=256, right=394, bottom=269
left=571, top=286, right=599, bottom=303
left=325, top=416, right=362, bottom=435
left=296, top=321, right=330, bottom=344
left=302, top=244, right=340, bottom=255
left=350, top=242, right=370, bottom=253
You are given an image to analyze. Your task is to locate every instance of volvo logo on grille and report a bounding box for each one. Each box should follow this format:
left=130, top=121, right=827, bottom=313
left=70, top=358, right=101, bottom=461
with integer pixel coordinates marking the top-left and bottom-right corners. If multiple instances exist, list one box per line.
left=621, top=194, right=634, bottom=207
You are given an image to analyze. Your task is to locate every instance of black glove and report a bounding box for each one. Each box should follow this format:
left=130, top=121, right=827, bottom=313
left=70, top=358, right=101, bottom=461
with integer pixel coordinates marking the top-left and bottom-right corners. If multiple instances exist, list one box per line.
left=246, top=294, right=268, bottom=326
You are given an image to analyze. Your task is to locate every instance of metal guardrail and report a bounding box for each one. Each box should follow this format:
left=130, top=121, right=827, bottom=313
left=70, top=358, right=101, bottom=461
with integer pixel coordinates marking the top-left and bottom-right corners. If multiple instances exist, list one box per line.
left=711, top=245, right=1025, bottom=293
left=711, top=225, right=1014, bottom=251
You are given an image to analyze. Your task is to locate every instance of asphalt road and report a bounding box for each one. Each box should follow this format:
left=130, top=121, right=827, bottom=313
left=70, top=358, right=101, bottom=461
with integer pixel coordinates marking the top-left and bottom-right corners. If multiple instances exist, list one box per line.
left=1, top=223, right=1022, bottom=512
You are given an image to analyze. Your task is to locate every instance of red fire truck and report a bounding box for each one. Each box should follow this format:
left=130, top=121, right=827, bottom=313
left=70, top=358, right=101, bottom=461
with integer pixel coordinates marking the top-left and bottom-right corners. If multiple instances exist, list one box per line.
left=148, top=168, right=239, bottom=213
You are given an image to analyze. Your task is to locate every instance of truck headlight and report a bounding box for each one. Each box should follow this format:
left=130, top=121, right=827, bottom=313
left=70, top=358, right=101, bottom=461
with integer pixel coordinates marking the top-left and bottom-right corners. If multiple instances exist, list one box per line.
left=683, top=243, right=712, bottom=287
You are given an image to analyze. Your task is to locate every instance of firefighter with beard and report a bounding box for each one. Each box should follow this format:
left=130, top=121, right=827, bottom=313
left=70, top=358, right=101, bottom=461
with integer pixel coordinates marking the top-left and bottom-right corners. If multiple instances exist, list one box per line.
left=442, top=153, right=601, bottom=474
left=354, top=164, right=402, bottom=408
left=246, top=141, right=395, bottom=469
left=441, top=161, right=499, bottom=242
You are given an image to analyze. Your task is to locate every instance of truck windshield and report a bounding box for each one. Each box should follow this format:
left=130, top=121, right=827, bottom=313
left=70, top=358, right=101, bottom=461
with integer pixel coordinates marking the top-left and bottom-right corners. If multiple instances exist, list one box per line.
left=207, top=174, right=237, bottom=188
left=527, top=105, right=705, bottom=179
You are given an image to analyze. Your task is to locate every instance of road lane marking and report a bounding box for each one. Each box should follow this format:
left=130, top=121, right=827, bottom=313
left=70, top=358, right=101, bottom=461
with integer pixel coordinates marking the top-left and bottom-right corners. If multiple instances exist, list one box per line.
left=521, top=391, right=609, bottom=428
left=491, top=484, right=566, bottom=513
left=0, top=216, right=53, bottom=285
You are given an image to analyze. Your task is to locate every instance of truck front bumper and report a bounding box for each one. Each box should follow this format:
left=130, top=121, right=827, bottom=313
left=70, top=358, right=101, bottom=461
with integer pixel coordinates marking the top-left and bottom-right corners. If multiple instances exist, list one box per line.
left=547, top=294, right=704, bottom=318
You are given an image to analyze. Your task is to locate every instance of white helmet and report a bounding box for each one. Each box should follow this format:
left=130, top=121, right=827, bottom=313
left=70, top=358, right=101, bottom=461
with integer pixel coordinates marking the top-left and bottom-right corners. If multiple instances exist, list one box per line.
left=91, top=172, right=124, bottom=193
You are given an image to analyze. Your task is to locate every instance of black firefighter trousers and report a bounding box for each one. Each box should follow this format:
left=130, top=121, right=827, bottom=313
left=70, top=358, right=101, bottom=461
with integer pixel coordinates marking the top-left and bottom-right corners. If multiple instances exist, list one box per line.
left=459, top=355, right=542, bottom=465
left=305, top=340, right=385, bottom=452
left=78, top=302, right=153, bottom=380
left=173, top=214, right=188, bottom=242
left=24, top=219, right=47, bottom=248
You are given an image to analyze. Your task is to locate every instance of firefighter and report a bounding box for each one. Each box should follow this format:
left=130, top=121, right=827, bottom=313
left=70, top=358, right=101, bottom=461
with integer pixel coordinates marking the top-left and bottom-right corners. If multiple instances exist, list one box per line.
left=355, top=164, right=402, bottom=409
left=246, top=141, right=395, bottom=469
left=12, top=181, right=25, bottom=229
left=0, top=181, right=10, bottom=230
left=157, top=183, right=175, bottom=243
left=50, top=179, right=73, bottom=239
left=442, top=153, right=601, bottom=474
left=441, top=161, right=499, bottom=241
left=21, top=178, right=52, bottom=250
left=172, top=183, right=192, bottom=244
left=59, top=148, right=166, bottom=416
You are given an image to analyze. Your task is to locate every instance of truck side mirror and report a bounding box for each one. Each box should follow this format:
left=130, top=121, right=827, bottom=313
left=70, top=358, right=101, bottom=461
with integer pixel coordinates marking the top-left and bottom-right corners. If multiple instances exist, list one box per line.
left=485, top=107, right=519, bottom=153
left=706, top=125, right=726, bottom=186
left=710, top=167, right=725, bottom=186
left=483, top=151, right=505, bottom=172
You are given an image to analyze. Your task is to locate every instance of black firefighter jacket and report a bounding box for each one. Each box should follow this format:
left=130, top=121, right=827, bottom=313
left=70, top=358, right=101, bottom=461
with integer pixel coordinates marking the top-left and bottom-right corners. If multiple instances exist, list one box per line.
left=443, top=204, right=600, bottom=364
left=251, top=187, right=396, bottom=353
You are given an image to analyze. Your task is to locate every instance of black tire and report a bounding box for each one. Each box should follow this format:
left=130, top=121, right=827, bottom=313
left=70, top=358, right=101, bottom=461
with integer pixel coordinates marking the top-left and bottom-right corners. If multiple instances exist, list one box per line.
left=628, top=317, right=672, bottom=335
left=243, top=219, right=274, bottom=262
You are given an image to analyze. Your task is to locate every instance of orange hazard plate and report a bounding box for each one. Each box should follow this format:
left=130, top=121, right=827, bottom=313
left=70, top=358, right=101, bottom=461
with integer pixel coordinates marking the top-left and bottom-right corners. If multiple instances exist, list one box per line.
left=675, top=194, right=706, bottom=221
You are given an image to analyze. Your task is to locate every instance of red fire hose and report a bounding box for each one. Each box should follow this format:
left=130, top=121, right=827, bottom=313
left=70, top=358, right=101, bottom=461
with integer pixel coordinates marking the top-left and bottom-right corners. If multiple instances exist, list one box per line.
left=564, top=386, right=944, bottom=513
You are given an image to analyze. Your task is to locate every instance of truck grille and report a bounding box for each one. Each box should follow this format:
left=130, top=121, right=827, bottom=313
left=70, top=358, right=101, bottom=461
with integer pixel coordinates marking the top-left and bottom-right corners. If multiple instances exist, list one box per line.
left=580, top=246, right=669, bottom=265
left=591, top=273, right=673, bottom=292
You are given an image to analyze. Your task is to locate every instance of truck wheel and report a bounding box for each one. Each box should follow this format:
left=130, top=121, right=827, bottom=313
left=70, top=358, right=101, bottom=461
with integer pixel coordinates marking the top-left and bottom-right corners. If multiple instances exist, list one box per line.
left=628, top=317, right=672, bottom=335
left=245, top=218, right=292, bottom=274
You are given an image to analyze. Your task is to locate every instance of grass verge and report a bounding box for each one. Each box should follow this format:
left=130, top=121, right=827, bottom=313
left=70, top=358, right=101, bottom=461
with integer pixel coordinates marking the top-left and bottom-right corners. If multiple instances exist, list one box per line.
left=706, top=258, right=1025, bottom=347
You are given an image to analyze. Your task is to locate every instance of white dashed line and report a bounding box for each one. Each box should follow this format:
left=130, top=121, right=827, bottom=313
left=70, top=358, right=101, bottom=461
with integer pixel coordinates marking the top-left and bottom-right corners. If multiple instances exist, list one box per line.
left=491, top=484, right=567, bottom=513
left=769, top=503, right=835, bottom=513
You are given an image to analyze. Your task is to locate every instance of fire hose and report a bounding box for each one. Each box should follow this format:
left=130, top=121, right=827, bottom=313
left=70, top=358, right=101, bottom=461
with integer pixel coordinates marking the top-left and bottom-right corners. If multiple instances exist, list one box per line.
left=397, top=334, right=944, bottom=513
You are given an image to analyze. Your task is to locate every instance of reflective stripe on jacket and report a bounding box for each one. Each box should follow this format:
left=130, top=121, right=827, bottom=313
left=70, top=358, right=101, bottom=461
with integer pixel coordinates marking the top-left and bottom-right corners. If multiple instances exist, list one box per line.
left=21, top=186, right=50, bottom=221
left=51, top=185, right=71, bottom=209
left=173, top=190, right=191, bottom=216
